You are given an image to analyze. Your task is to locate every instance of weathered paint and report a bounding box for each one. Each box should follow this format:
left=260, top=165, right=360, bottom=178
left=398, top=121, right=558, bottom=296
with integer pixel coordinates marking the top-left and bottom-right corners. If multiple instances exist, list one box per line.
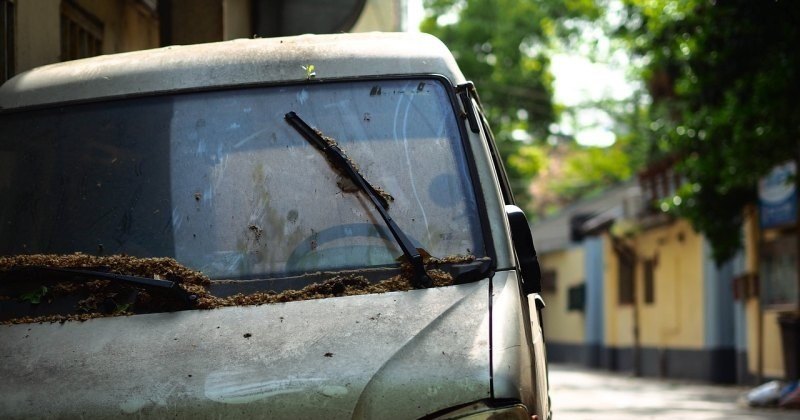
left=492, top=272, right=548, bottom=419
left=0, top=30, right=540, bottom=416
left=1, top=33, right=467, bottom=110
left=1, top=279, right=492, bottom=419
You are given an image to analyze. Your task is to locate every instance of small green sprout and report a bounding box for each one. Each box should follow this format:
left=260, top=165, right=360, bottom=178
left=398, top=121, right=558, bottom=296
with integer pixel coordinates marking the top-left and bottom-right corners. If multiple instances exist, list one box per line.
left=303, top=64, right=316, bottom=80
left=20, top=286, right=48, bottom=304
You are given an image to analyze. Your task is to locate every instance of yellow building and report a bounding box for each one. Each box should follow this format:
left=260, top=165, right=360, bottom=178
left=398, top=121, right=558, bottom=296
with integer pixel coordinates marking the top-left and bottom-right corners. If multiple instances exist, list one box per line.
left=740, top=160, right=799, bottom=384
left=534, top=182, right=642, bottom=369
left=534, top=180, right=753, bottom=383
left=535, top=158, right=800, bottom=385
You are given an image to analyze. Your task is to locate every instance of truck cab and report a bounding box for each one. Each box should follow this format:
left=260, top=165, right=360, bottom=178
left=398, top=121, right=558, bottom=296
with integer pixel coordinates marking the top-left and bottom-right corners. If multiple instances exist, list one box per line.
left=0, top=32, right=549, bottom=419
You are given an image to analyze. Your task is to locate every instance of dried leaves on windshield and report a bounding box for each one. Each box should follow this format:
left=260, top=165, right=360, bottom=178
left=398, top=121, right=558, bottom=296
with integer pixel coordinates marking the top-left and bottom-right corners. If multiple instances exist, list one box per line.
left=0, top=252, right=476, bottom=325
left=313, top=128, right=395, bottom=207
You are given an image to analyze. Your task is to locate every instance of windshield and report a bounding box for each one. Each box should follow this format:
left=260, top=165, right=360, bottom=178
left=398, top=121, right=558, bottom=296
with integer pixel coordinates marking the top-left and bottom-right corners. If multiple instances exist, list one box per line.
left=0, top=79, right=485, bottom=281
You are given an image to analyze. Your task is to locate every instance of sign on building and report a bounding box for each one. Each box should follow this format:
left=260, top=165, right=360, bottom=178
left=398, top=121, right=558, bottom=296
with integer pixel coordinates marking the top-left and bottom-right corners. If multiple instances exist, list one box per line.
left=759, top=161, right=797, bottom=229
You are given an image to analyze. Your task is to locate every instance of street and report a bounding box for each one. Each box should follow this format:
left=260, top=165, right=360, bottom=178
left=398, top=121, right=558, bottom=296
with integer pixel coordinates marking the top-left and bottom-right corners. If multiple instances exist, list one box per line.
left=549, top=364, right=797, bottom=419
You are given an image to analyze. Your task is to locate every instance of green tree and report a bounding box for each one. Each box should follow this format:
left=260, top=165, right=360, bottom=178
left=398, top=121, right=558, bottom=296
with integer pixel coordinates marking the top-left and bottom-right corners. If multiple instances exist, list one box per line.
left=421, top=0, right=601, bottom=212
left=550, top=141, right=633, bottom=199
left=617, top=0, right=800, bottom=263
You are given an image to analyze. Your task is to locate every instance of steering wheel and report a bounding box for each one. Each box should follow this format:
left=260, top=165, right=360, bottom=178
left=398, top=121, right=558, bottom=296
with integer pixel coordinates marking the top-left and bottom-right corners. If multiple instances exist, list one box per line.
left=285, top=223, right=406, bottom=273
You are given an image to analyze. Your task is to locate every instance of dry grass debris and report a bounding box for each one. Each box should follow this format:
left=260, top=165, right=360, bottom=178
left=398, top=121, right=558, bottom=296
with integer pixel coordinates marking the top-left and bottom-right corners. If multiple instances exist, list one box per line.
left=1, top=252, right=477, bottom=325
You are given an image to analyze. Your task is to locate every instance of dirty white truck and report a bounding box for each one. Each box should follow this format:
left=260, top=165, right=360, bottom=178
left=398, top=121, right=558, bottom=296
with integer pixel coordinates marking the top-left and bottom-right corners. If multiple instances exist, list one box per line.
left=0, top=33, right=549, bottom=419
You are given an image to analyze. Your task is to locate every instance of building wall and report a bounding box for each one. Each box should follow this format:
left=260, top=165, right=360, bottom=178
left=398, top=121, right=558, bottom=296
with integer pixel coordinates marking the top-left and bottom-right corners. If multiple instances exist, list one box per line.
left=536, top=191, right=789, bottom=384
left=15, top=0, right=60, bottom=73
left=541, top=244, right=592, bottom=363
left=596, top=220, right=740, bottom=382
left=602, top=220, right=706, bottom=350
left=75, top=0, right=159, bottom=53
left=540, top=246, right=586, bottom=346
left=745, top=303, right=786, bottom=380
left=635, top=219, right=705, bottom=350
left=351, top=0, right=403, bottom=32
left=170, top=0, right=222, bottom=45
left=742, top=208, right=788, bottom=381
left=222, top=0, right=251, bottom=40
left=602, top=234, right=634, bottom=348
left=761, top=310, right=786, bottom=378
left=14, top=0, right=159, bottom=75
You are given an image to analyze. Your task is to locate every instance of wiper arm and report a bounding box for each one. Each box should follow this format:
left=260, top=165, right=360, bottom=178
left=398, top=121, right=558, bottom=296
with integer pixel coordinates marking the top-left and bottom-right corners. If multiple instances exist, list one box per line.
left=2, top=266, right=197, bottom=305
left=285, top=111, right=432, bottom=288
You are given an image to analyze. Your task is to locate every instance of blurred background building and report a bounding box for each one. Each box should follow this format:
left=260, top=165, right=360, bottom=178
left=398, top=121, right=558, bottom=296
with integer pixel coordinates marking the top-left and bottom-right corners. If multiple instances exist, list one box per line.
left=1, top=0, right=407, bottom=83
left=534, top=159, right=798, bottom=385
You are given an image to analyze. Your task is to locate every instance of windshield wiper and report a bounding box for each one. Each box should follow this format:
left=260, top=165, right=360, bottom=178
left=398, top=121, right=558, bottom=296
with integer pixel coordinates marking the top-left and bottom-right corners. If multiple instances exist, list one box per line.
left=285, top=111, right=432, bottom=288
left=1, top=266, right=197, bottom=305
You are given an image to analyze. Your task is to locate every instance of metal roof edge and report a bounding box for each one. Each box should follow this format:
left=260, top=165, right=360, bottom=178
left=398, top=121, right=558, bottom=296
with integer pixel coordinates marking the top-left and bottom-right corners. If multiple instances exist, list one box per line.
left=1, top=32, right=466, bottom=109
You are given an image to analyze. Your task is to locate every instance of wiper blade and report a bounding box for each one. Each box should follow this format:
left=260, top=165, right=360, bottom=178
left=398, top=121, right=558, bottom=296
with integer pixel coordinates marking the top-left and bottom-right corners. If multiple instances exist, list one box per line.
left=285, top=111, right=432, bottom=288
left=285, top=112, right=392, bottom=209
left=1, top=266, right=197, bottom=305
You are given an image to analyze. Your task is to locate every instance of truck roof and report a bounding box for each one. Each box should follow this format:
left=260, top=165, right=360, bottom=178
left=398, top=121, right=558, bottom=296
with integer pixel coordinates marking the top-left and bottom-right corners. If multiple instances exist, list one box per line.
left=0, top=32, right=467, bottom=110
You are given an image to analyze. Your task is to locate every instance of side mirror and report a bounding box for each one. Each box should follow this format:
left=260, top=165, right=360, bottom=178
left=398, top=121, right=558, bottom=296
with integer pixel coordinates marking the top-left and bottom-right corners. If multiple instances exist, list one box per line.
left=505, top=205, right=541, bottom=295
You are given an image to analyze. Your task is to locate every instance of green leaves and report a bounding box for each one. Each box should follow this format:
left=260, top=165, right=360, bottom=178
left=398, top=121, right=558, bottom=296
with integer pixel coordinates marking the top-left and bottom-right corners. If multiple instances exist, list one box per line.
left=553, top=145, right=632, bottom=198
left=20, top=286, right=48, bottom=304
left=422, top=0, right=605, bottom=213
left=302, top=64, right=316, bottom=80
left=508, top=145, right=547, bottom=178
left=618, top=0, right=800, bottom=263
left=113, top=303, right=131, bottom=315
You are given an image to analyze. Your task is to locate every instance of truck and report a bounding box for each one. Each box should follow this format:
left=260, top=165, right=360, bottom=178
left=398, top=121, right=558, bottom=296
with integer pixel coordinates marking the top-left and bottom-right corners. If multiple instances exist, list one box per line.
left=0, top=32, right=549, bottom=419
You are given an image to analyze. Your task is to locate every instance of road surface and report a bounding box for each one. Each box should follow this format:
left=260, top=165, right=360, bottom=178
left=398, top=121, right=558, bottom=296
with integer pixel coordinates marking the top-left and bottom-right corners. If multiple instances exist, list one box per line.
left=549, top=364, right=797, bottom=419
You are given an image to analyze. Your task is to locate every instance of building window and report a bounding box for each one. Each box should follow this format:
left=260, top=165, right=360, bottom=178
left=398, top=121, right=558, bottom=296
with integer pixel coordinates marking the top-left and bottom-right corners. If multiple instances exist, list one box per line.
left=567, top=283, right=586, bottom=312
left=638, top=155, right=683, bottom=213
left=60, top=0, right=103, bottom=61
left=618, top=253, right=635, bottom=305
left=643, top=258, right=656, bottom=304
left=1, top=0, right=14, bottom=83
left=541, top=269, right=557, bottom=293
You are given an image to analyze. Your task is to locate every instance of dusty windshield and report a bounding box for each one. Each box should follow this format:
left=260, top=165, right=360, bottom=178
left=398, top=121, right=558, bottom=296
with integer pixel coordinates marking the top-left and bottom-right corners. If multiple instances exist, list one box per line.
left=0, top=79, right=485, bottom=282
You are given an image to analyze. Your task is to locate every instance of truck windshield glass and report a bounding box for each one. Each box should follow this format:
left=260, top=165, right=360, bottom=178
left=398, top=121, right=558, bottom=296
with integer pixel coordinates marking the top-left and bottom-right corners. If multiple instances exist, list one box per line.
left=0, top=79, right=485, bottom=280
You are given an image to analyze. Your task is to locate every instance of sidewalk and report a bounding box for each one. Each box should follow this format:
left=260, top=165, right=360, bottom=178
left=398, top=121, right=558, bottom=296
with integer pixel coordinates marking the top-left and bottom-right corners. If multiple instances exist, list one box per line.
left=548, top=364, right=797, bottom=419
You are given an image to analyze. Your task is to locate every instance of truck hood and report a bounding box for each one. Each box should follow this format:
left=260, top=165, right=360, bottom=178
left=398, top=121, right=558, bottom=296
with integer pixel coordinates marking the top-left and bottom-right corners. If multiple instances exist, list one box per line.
left=0, top=279, right=491, bottom=419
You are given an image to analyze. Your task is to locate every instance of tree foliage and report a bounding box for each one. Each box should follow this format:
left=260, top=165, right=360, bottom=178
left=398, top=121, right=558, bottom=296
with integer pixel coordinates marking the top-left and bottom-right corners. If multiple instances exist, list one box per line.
left=551, top=142, right=633, bottom=198
left=421, top=0, right=601, bottom=211
left=617, top=0, right=800, bottom=263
